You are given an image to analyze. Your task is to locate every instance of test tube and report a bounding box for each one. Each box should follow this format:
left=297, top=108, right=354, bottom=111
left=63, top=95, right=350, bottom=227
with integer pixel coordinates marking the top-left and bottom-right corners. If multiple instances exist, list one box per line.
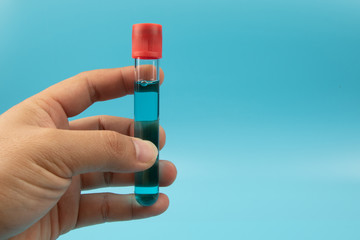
left=132, top=23, right=162, bottom=206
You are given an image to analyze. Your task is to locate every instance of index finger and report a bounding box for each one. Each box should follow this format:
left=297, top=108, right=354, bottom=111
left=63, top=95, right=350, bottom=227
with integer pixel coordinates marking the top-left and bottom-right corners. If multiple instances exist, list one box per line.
left=36, top=66, right=164, bottom=117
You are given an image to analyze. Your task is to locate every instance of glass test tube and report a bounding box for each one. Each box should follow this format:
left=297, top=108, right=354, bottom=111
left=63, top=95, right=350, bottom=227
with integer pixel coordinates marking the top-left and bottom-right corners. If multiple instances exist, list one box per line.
left=132, top=23, right=162, bottom=206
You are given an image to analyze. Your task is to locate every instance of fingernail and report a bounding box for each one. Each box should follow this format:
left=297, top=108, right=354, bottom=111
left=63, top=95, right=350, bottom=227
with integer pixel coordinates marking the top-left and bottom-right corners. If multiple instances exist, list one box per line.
left=132, top=138, right=158, bottom=163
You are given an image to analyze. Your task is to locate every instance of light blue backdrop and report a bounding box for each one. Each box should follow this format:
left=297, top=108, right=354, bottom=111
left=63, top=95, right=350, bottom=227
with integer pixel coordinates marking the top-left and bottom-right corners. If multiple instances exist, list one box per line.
left=1, top=0, right=360, bottom=239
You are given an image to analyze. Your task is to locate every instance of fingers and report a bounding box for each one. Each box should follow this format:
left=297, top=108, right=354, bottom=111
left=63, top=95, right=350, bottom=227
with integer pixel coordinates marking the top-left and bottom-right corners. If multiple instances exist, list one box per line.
left=34, top=67, right=164, bottom=117
left=80, top=160, right=177, bottom=190
left=75, top=193, right=169, bottom=229
left=69, top=115, right=166, bottom=150
left=39, top=128, right=158, bottom=178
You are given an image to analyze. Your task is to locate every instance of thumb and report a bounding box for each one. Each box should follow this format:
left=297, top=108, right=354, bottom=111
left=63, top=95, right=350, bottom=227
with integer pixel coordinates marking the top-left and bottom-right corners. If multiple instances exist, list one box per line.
left=39, top=129, right=158, bottom=178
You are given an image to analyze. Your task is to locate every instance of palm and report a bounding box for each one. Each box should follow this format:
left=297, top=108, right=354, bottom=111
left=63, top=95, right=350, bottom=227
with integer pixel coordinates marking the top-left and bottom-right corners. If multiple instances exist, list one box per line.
left=10, top=175, right=81, bottom=239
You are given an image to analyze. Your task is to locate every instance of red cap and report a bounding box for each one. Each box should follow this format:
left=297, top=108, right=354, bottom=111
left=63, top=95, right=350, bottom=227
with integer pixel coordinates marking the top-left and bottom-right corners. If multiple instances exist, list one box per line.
left=132, top=23, right=162, bottom=59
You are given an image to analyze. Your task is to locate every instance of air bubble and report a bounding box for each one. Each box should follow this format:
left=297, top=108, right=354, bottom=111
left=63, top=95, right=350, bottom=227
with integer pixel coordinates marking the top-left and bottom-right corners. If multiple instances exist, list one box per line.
left=140, top=80, right=148, bottom=87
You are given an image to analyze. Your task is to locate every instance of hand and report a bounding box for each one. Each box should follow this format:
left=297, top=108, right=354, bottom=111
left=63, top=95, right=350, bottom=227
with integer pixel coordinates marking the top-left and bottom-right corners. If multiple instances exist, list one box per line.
left=0, top=67, right=177, bottom=240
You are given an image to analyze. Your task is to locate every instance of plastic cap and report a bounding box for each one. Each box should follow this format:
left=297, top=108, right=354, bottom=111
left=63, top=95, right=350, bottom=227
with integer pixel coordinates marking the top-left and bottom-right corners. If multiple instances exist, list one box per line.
left=132, top=23, right=162, bottom=59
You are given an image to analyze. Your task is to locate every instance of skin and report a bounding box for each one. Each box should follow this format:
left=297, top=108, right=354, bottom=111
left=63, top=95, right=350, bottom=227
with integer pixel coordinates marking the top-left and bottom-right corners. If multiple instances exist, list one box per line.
left=0, top=66, right=177, bottom=240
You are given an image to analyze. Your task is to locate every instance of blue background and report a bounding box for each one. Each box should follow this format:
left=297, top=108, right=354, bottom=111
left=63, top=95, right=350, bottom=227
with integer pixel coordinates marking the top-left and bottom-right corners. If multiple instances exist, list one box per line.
left=1, top=0, right=360, bottom=239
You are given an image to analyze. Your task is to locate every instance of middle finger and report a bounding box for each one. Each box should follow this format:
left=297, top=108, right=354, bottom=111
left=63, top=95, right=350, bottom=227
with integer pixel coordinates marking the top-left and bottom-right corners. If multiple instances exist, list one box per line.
left=69, top=115, right=166, bottom=150
left=80, top=160, right=177, bottom=190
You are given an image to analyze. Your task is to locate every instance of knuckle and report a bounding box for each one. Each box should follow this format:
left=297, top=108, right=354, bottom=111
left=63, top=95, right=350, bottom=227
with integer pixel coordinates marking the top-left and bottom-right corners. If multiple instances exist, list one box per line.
left=101, top=194, right=110, bottom=222
left=103, top=172, right=113, bottom=186
left=102, top=131, right=132, bottom=161
left=76, top=71, right=89, bottom=79
left=97, top=115, right=107, bottom=130
left=76, top=71, right=98, bottom=103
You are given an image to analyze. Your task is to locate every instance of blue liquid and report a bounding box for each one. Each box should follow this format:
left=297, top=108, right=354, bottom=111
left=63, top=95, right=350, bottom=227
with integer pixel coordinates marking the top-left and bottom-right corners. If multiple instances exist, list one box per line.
left=134, top=80, right=159, bottom=206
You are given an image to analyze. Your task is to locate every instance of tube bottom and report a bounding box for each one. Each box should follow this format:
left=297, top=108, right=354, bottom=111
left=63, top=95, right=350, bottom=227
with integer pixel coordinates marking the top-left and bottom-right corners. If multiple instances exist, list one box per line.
left=135, top=186, right=159, bottom=206
left=135, top=193, right=159, bottom=206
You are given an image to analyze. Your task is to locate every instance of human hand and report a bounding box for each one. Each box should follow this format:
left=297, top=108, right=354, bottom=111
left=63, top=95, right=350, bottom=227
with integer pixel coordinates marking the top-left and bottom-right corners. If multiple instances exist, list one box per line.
left=0, top=67, right=176, bottom=239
